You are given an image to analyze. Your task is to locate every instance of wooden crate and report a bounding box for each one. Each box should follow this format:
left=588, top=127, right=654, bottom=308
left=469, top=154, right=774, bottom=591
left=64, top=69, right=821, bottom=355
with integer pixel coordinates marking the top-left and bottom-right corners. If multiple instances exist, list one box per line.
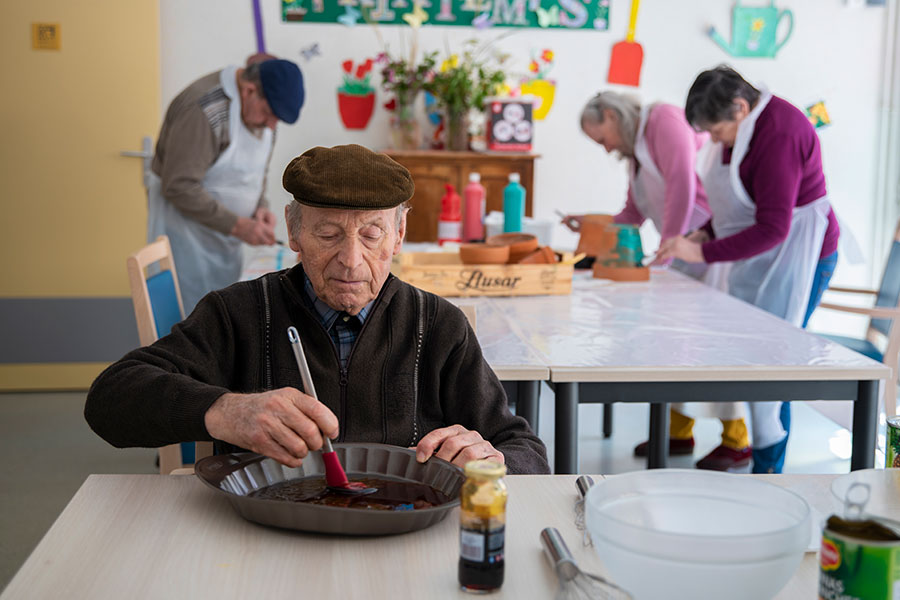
left=392, top=252, right=573, bottom=297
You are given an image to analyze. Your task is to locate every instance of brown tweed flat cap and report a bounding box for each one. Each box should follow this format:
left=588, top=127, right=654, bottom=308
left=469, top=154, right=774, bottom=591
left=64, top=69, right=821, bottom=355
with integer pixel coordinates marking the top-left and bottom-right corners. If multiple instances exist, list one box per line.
left=282, top=144, right=414, bottom=209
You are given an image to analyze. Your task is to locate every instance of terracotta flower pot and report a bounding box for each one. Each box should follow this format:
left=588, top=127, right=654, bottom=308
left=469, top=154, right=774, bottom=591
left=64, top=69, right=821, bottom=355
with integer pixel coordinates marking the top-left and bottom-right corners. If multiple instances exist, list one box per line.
left=459, top=243, right=510, bottom=265
left=338, top=92, right=375, bottom=130
left=485, top=233, right=539, bottom=263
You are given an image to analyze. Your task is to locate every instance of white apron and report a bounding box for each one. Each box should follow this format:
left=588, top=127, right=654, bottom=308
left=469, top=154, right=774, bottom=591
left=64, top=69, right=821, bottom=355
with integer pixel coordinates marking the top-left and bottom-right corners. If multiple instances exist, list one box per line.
left=148, top=66, right=273, bottom=314
left=631, top=106, right=742, bottom=420
left=697, top=91, right=831, bottom=447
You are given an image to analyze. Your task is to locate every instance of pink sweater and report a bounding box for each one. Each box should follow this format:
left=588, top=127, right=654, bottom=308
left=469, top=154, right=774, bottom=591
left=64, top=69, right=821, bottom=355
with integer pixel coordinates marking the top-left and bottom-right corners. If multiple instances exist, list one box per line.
left=614, top=104, right=711, bottom=241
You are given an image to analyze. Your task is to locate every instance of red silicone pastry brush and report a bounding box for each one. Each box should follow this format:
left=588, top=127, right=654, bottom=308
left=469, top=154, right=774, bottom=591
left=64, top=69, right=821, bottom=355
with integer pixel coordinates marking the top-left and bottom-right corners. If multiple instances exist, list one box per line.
left=287, top=326, right=375, bottom=495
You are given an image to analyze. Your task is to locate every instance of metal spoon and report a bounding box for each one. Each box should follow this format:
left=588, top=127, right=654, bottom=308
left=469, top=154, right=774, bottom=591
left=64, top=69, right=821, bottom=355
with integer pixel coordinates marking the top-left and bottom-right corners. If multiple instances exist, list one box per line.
left=287, top=326, right=376, bottom=496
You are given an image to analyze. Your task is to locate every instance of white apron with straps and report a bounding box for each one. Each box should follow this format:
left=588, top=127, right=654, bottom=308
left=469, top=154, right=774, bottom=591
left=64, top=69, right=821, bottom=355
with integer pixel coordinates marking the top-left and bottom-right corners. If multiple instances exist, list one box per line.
left=148, top=65, right=272, bottom=314
left=696, top=91, right=831, bottom=447
left=631, top=104, right=716, bottom=283
left=631, top=105, right=742, bottom=420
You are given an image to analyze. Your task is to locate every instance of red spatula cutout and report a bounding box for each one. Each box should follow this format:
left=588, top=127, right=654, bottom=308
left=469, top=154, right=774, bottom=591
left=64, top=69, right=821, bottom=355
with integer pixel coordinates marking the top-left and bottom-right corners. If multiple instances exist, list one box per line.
left=287, top=326, right=376, bottom=495
left=608, top=0, right=643, bottom=87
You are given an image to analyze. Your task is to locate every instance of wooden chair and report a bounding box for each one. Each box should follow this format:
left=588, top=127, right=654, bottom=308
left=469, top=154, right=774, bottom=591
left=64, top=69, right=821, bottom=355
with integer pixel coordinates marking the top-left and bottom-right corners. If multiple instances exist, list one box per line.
left=816, top=220, right=900, bottom=417
left=126, top=235, right=214, bottom=474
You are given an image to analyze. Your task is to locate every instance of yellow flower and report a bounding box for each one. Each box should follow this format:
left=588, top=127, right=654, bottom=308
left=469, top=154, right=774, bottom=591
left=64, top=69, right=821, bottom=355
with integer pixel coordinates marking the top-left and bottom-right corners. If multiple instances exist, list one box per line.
left=495, top=82, right=512, bottom=96
left=751, top=18, right=764, bottom=32
left=541, top=49, right=554, bottom=62
left=440, top=54, right=460, bottom=72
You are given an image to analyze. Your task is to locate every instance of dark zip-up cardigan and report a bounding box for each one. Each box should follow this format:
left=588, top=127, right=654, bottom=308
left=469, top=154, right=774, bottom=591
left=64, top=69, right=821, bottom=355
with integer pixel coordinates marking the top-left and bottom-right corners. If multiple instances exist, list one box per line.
left=85, top=264, right=550, bottom=474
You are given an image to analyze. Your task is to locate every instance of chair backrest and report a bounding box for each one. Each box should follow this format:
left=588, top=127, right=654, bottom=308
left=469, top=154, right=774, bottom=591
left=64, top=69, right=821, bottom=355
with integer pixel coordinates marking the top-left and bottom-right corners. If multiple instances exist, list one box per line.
left=871, top=221, right=900, bottom=339
left=126, top=236, right=185, bottom=346
left=126, top=236, right=212, bottom=473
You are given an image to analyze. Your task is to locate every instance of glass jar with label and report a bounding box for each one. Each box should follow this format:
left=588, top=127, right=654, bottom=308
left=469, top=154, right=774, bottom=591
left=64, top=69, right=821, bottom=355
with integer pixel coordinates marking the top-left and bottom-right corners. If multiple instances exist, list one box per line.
left=459, top=460, right=508, bottom=593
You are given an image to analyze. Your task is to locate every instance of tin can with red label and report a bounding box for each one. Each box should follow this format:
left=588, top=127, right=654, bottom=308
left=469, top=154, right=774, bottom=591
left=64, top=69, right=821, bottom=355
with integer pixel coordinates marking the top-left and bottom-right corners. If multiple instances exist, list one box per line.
left=818, top=514, right=900, bottom=600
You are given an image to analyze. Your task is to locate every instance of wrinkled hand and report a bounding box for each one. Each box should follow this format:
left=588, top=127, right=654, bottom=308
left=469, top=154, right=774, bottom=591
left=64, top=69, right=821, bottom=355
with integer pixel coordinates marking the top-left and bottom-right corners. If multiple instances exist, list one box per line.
left=415, top=425, right=504, bottom=468
left=652, top=235, right=705, bottom=265
left=204, top=388, right=338, bottom=467
left=231, top=215, right=276, bottom=246
left=559, top=214, right=584, bottom=233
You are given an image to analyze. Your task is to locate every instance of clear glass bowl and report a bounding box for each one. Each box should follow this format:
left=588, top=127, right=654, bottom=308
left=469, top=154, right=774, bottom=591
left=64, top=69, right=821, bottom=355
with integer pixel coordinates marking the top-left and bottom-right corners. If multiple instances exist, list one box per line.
left=585, top=469, right=810, bottom=600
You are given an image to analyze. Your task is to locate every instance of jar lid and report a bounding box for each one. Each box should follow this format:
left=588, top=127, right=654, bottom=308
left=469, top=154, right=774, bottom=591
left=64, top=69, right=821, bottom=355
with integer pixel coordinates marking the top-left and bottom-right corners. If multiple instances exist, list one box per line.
left=464, top=460, right=507, bottom=478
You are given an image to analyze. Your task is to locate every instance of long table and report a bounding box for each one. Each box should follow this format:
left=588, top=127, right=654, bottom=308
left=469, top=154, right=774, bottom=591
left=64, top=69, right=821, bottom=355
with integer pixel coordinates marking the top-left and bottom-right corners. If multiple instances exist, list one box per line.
left=468, top=270, right=890, bottom=473
left=2, top=472, right=869, bottom=599
left=242, top=248, right=890, bottom=473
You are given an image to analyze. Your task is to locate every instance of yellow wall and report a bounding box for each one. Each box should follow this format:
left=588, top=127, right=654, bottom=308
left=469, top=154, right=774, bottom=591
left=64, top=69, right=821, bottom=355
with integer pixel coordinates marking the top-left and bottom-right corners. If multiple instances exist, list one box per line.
left=0, top=1, right=160, bottom=298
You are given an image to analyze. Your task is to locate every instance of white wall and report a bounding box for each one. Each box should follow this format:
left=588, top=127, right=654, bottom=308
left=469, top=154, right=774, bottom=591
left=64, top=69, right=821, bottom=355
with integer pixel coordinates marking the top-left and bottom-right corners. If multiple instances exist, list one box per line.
left=159, top=0, right=893, bottom=335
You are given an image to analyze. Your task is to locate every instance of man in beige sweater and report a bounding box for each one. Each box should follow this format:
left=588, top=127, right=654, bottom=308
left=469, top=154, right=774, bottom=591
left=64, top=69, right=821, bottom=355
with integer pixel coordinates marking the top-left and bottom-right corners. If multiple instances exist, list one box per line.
left=148, top=58, right=304, bottom=312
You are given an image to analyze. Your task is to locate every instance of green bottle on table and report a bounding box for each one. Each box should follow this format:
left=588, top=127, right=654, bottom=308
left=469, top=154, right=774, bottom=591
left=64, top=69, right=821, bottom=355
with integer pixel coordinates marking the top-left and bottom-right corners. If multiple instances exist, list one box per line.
left=502, top=173, right=525, bottom=233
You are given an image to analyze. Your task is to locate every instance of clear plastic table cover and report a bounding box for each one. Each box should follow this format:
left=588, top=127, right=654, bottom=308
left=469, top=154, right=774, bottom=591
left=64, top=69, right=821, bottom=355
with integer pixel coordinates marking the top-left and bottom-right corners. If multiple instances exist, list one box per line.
left=457, top=269, right=883, bottom=375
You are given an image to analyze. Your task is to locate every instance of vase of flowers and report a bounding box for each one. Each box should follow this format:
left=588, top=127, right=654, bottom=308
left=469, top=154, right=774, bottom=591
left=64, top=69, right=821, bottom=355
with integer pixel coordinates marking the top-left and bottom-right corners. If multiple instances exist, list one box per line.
left=429, top=39, right=509, bottom=151
left=378, top=49, right=437, bottom=150
left=337, top=58, right=376, bottom=130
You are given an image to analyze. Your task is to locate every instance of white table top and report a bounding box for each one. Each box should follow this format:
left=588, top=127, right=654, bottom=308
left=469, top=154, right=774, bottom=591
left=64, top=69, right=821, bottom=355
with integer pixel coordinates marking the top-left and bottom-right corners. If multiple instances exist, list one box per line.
left=481, top=269, right=889, bottom=383
left=240, top=248, right=888, bottom=384
left=6, top=471, right=892, bottom=600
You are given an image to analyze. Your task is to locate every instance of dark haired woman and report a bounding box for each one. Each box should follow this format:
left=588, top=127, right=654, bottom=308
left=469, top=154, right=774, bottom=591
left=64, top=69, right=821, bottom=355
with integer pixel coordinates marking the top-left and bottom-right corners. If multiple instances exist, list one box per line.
left=655, top=65, right=840, bottom=474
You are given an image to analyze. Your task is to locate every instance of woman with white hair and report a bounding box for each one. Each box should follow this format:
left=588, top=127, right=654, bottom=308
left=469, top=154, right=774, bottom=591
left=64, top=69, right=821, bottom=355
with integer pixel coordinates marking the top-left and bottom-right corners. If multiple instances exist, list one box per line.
left=563, top=91, right=711, bottom=250
left=562, top=92, right=753, bottom=472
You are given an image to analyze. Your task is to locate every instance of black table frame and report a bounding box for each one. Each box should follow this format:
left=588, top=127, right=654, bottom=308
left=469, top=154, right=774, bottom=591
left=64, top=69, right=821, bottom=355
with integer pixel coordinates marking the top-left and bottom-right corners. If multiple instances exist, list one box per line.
left=549, top=378, right=879, bottom=473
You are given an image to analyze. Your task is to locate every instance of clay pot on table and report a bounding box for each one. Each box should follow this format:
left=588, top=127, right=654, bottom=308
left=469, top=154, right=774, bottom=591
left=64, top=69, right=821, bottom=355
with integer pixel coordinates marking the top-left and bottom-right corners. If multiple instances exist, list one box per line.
left=484, top=233, right=539, bottom=264
left=459, top=243, right=510, bottom=265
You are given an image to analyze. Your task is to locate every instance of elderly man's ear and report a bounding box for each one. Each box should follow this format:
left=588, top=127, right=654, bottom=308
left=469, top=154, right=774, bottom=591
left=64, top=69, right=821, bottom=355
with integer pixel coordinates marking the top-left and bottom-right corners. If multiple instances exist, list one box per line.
left=393, top=207, right=409, bottom=255
left=285, top=205, right=302, bottom=255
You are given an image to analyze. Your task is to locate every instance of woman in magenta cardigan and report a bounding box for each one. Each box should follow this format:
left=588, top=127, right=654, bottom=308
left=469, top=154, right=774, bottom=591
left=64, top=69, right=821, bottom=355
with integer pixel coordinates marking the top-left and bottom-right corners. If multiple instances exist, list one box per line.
left=565, top=91, right=752, bottom=471
left=656, top=66, right=840, bottom=474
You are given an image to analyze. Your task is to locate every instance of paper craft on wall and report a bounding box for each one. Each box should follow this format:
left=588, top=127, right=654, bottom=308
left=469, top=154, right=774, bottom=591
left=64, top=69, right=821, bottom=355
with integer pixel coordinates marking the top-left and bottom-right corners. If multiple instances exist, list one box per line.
left=337, top=58, right=376, bottom=129
left=607, top=0, right=643, bottom=87
left=519, top=49, right=556, bottom=120
left=708, top=1, right=793, bottom=58
left=300, top=43, right=322, bottom=61
left=805, top=101, right=831, bottom=129
left=282, top=0, right=609, bottom=30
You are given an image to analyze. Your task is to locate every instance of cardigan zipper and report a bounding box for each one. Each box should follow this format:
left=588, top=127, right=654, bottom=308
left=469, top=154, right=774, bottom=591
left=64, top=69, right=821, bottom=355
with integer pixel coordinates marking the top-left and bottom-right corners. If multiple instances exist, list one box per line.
left=262, top=277, right=273, bottom=391
left=409, top=288, right=425, bottom=446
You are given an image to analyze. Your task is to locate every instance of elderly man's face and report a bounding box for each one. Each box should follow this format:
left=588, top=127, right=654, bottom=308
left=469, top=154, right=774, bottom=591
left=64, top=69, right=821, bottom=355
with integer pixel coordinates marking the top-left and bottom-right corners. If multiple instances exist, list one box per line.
left=287, top=205, right=406, bottom=315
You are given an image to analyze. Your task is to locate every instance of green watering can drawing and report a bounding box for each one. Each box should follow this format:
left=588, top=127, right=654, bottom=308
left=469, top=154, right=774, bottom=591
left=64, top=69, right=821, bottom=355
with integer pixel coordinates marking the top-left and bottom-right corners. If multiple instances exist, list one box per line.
left=709, top=0, right=793, bottom=58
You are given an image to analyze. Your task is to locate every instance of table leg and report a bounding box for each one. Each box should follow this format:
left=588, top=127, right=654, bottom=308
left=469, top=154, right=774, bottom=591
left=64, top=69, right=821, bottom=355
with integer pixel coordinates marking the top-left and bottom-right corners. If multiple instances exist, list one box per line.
left=602, top=404, right=613, bottom=438
left=516, top=381, right=540, bottom=434
left=555, top=382, right=578, bottom=474
left=851, top=379, right=878, bottom=471
left=648, top=402, right=669, bottom=469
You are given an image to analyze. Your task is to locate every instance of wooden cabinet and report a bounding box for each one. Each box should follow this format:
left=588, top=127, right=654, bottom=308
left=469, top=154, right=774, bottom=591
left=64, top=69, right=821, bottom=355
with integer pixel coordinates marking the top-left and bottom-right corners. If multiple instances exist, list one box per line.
left=384, top=150, right=539, bottom=242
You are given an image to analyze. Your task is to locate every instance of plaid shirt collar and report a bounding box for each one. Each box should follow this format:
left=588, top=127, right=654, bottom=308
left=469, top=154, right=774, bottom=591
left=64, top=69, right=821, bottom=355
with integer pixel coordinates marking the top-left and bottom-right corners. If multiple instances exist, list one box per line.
left=302, top=274, right=373, bottom=327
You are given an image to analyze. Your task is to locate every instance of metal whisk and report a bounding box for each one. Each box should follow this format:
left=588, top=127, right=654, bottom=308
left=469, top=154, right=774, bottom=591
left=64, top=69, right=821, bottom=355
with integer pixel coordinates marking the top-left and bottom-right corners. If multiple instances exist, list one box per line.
left=573, top=475, right=594, bottom=546
left=540, top=527, right=632, bottom=600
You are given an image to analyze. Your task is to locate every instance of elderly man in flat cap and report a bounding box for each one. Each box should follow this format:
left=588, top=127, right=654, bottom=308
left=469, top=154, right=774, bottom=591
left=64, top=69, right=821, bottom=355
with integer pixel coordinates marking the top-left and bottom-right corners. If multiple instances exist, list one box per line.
left=148, top=57, right=305, bottom=313
left=87, top=145, right=549, bottom=474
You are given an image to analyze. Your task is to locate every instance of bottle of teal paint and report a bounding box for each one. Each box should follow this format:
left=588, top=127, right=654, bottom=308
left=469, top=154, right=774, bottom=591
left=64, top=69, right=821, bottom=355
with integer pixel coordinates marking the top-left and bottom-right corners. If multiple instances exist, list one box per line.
left=502, top=173, right=525, bottom=233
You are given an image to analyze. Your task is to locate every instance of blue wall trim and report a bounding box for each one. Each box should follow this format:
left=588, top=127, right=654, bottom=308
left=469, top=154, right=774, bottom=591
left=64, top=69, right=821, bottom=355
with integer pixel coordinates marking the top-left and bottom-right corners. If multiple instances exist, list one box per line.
left=0, top=298, right=139, bottom=363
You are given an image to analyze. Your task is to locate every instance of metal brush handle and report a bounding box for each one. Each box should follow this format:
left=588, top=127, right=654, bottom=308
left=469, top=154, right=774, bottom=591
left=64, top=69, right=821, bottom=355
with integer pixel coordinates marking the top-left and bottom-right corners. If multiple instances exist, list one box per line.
left=540, top=527, right=579, bottom=581
left=287, top=326, right=333, bottom=453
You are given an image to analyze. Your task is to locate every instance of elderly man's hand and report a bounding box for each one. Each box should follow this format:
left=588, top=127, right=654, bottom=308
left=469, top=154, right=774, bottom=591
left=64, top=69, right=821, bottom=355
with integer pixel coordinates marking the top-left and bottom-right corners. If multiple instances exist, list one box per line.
left=204, top=388, right=338, bottom=467
left=415, top=425, right=504, bottom=469
left=231, top=215, right=276, bottom=246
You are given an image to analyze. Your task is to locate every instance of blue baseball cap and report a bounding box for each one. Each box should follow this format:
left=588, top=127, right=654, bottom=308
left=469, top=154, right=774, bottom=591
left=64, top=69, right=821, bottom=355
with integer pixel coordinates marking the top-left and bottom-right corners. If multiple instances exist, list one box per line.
left=258, top=59, right=304, bottom=124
